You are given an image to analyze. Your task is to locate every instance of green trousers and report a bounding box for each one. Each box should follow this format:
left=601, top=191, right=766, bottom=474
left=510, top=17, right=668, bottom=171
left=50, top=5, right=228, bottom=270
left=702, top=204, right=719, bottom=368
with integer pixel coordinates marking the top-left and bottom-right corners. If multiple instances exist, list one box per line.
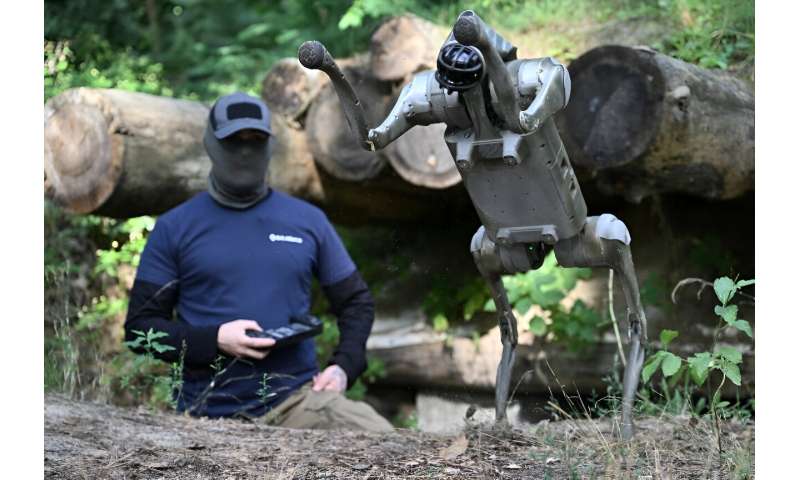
left=263, top=383, right=393, bottom=432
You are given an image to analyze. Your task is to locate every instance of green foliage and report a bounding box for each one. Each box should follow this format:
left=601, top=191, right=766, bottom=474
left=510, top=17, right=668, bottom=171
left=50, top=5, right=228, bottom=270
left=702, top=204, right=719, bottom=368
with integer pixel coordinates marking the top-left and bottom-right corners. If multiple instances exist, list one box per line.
left=256, top=372, right=279, bottom=405
left=687, top=235, right=738, bottom=276
left=484, top=252, right=604, bottom=351
left=640, top=273, right=672, bottom=310
left=431, top=314, right=449, bottom=333
left=339, top=0, right=415, bottom=30
left=392, top=409, right=419, bottom=429
left=653, top=0, right=755, bottom=69
left=641, top=275, right=754, bottom=419
left=124, top=328, right=176, bottom=354
left=45, top=0, right=384, bottom=102
left=44, top=204, right=171, bottom=406
left=44, top=39, right=172, bottom=101
left=45, top=0, right=753, bottom=104
left=495, top=253, right=592, bottom=311
left=93, top=217, right=154, bottom=276
left=111, top=332, right=185, bottom=411
left=77, top=296, right=127, bottom=330
left=424, top=276, right=492, bottom=326
left=346, top=357, right=387, bottom=401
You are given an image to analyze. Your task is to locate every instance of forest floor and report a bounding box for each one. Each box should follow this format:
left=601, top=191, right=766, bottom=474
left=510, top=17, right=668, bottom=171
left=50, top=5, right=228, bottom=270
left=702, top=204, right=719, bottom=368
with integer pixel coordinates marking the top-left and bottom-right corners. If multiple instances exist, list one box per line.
left=44, top=394, right=754, bottom=479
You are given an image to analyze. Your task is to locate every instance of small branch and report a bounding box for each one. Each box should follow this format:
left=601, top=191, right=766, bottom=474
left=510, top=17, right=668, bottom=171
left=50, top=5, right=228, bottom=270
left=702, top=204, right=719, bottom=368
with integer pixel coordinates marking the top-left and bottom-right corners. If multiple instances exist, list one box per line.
left=608, top=270, right=627, bottom=367
left=671, top=277, right=713, bottom=304
left=671, top=277, right=755, bottom=304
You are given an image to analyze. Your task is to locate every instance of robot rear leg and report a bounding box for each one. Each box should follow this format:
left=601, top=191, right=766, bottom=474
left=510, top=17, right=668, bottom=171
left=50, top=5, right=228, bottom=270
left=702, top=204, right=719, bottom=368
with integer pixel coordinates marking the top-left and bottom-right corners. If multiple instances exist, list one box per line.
left=554, top=214, right=648, bottom=440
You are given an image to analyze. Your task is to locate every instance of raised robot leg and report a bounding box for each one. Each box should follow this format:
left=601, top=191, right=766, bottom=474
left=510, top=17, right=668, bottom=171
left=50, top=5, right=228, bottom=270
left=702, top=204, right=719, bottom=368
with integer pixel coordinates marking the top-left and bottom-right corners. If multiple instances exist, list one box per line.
left=470, top=226, right=541, bottom=424
left=553, top=214, right=648, bottom=440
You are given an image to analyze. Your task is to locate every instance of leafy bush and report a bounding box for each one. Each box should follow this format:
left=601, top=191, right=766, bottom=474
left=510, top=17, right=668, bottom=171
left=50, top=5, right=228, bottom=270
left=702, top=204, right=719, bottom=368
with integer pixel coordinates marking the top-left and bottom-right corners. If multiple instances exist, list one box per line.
left=641, top=275, right=754, bottom=419
left=483, top=252, right=605, bottom=351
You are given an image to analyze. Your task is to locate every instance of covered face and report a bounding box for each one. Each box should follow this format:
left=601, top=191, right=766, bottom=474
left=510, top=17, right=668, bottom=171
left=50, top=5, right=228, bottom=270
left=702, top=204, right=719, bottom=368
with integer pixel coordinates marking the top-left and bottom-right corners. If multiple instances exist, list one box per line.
left=204, top=92, right=273, bottom=209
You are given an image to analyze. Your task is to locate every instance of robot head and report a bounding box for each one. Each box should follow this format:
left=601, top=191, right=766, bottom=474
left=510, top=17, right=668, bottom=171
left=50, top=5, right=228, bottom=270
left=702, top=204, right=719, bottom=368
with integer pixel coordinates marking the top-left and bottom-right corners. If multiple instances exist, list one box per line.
left=435, top=42, right=484, bottom=92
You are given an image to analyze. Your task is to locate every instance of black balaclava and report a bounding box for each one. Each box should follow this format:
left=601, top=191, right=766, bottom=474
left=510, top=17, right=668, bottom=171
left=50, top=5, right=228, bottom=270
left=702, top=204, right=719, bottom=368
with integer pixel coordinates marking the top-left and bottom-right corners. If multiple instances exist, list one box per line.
left=204, top=124, right=272, bottom=209
left=203, top=92, right=274, bottom=209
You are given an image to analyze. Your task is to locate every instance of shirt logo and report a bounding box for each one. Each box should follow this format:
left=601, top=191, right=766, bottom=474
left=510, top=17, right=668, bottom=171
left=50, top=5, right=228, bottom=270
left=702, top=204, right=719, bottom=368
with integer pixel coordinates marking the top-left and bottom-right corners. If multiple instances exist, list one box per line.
left=268, top=233, right=303, bottom=244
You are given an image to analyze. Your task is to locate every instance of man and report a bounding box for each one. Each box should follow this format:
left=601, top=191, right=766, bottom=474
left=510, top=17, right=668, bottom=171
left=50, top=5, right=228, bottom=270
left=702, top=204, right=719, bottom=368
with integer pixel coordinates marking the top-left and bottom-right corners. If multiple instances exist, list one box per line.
left=124, top=92, right=392, bottom=431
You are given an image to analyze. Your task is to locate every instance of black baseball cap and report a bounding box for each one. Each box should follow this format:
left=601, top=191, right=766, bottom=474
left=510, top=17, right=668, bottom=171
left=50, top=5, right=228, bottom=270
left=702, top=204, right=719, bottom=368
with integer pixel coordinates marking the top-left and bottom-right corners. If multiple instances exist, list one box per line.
left=209, top=92, right=272, bottom=139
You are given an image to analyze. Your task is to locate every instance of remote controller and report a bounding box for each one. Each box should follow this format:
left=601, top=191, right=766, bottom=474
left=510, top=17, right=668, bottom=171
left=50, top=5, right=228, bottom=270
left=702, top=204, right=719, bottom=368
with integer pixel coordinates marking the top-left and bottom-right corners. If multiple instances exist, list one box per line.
left=245, top=314, right=323, bottom=348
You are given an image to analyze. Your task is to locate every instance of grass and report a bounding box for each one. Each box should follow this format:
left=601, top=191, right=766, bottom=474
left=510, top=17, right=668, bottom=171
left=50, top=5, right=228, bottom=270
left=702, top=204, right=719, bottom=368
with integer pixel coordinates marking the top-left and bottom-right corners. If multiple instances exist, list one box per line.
left=381, top=0, right=755, bottom=72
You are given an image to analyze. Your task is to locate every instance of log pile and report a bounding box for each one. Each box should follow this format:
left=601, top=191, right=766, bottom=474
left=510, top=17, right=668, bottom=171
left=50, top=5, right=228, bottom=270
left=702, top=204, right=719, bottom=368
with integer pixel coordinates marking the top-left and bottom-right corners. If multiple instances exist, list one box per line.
left=44, top=15, right=754, bottom=222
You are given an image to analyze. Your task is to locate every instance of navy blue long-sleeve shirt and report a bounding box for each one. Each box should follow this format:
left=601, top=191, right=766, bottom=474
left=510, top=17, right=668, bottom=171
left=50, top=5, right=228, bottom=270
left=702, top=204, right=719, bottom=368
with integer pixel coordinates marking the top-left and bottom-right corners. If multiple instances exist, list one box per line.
left=124, top=190, right=374, bottom=418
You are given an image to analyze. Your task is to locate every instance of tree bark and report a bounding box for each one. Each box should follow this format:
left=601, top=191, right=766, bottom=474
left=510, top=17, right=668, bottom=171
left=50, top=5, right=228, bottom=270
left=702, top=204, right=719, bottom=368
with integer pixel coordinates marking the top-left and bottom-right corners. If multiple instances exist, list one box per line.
left=260, top=58, right=325, bottom=123
left=44, top=88, right=323, bottom=217
left=369, top=15, right=449, bottom=82
left=44, top=88, right=209, bottom=217
left=557, top=45, right=754, bottom=202
left=43, top=87, right=471, bottom=224
left=304, top=60, right=394, bottom=182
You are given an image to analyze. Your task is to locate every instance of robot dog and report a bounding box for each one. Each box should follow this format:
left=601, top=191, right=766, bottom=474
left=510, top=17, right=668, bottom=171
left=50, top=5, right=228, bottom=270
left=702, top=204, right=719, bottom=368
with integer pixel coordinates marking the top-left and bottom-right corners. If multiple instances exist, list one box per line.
left=298, top=10, right=648, bottom=440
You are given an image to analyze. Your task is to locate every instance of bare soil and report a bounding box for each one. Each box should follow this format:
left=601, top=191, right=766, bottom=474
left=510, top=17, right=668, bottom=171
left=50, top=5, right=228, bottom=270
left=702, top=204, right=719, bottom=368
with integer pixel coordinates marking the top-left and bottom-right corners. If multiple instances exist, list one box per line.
left=44, top=394, right=754, bottom=479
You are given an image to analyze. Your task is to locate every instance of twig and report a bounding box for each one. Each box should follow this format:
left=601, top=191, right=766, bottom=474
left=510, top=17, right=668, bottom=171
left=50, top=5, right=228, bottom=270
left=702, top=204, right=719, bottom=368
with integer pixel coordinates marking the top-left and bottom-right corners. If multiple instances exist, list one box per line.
left=671, top=277, right=713, bottom=303
left=671, top=277, right=755, bottom=304
left=507, top=369, right=535, bottom=409
left=608, top=270, right=627, bottom=368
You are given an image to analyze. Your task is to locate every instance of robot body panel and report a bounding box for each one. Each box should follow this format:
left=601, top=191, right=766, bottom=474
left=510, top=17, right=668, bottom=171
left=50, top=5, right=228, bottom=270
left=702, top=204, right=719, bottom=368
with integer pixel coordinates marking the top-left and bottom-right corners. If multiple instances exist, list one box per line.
left=446, top=117, right=587, bottom=245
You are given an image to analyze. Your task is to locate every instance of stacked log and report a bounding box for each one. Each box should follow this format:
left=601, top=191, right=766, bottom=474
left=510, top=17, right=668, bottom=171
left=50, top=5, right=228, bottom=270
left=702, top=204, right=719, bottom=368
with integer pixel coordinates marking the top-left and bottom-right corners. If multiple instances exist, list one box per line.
left=44, top=15, right=755, bottom=221
left=44, top=88, right=323, bottom=218
left=369, top=14, right=449, bottom=82
left=557, top=45, right=754, bottom=202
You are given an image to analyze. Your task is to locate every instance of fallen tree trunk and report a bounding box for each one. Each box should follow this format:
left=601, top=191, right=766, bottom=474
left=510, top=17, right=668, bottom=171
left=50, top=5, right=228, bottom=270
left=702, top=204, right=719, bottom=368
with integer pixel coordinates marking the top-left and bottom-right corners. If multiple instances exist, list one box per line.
left=369, top=15, right=449, bottom=82
left=383, top=123, right=461, bottom=189
left=558, top=45, right=754, bottom=202
left=43, top=88, right=473, bottom=223
left=260, top=57, right=325, bottom=123
left=305, top=61, right=394, bottom=182
left=44, top=88, right=323, bottom=217
left=367, top=323, right=754, bottom=399
left=44, top=88, right=209, bottom=217
left=314, top=167, right=474, bottom=226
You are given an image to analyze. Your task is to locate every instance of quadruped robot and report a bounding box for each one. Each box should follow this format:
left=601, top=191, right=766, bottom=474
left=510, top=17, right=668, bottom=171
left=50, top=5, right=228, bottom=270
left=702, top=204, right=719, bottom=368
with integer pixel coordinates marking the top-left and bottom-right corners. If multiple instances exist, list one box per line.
left=298, top=10, right=648, bottom=439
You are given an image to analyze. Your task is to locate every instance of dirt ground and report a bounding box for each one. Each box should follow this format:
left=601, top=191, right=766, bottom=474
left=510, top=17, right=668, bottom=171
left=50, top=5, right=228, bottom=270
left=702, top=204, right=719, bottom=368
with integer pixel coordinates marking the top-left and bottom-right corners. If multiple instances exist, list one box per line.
left=44, top=394, right=754, bottom=479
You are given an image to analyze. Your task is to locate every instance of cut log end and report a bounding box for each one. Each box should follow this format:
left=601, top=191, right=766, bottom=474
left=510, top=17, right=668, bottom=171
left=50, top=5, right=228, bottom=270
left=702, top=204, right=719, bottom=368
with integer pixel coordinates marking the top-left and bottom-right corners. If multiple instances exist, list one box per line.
left=369, top=15, right=449, bottom=81
left=260, top=58, right=323, bottom=121
left=384, top=123, right=461, bottom=189
left=305, top=64, right=392, bottom=182
left=560, top=45, right=665, bottom=170
left=560, top=45, right=754, bottom=200
left=44, top=102, right=122, bottom=214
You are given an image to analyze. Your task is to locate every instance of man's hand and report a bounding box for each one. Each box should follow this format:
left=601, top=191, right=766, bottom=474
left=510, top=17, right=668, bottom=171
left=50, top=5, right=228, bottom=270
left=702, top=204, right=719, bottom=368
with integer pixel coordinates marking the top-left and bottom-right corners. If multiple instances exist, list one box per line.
left=312, top=364, right=348, bottom=393
left=217, top=319, right=275, bottom=360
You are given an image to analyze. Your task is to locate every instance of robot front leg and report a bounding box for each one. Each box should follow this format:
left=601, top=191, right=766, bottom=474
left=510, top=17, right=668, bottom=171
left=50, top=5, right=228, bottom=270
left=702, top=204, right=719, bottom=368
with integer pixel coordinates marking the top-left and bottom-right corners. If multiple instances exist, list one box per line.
left=553, top=214, right=648, bottom=441
left=470, top=227, right=525, bottom=424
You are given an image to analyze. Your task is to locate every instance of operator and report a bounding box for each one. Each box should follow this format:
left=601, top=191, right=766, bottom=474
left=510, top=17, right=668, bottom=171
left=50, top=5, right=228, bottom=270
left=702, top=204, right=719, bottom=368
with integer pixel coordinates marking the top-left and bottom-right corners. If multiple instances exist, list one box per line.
left=123, top=92, right=392, bottom=432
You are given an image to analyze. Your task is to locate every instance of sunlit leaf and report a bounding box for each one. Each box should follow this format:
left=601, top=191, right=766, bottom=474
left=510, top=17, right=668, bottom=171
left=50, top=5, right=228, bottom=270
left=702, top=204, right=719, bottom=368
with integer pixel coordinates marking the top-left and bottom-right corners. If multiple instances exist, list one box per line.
left=732, top=319, right=753, bottom=338
left=713, top=277, right=736, bottom=304
left=716, top=346, right=743, bottom=364
left=660, top=329, right=679, bottom=347
left=530, top=316, right=547, bottom=336
left=714, top=304, right=738, bottom=325
left=661, top=352, right=682, bottom=377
